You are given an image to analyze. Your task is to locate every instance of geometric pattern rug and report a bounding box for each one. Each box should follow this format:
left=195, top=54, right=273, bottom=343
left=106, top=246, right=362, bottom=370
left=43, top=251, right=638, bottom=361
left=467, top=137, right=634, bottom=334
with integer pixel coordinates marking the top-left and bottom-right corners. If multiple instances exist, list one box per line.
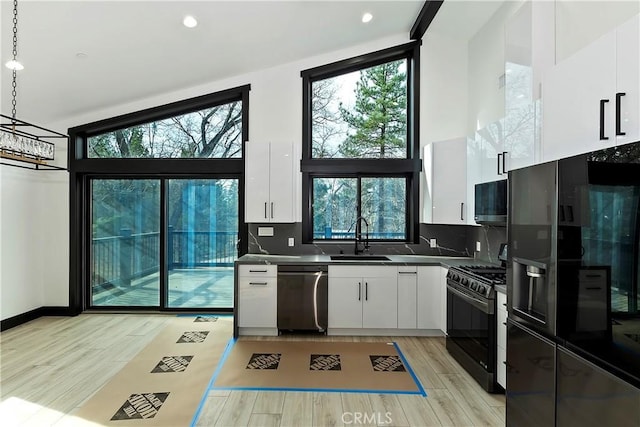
left=210, top=339, right=426, bottom=396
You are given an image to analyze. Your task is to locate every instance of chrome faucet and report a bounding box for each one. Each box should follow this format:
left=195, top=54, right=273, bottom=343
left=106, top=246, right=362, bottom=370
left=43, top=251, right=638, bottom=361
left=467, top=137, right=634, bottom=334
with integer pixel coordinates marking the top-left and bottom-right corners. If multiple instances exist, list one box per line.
left=354, top=216, right=370, bottom=255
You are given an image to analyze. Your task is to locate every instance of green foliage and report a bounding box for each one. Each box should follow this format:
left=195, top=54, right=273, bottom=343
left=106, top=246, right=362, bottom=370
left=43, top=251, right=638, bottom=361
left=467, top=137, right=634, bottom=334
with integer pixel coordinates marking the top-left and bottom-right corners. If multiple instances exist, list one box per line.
left=339, top=60, right=407, bottom=158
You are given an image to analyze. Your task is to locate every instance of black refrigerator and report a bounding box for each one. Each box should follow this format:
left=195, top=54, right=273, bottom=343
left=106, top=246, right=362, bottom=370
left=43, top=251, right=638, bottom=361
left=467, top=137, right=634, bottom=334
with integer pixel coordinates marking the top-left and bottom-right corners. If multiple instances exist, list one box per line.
left=507, top=161, right=558, bottom=427
left=507, top=142, right=640, bottom=427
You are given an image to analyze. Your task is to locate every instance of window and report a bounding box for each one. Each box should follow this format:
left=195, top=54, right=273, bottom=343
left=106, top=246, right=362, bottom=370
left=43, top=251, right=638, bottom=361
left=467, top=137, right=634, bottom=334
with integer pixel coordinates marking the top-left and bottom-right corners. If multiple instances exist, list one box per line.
left=301, top=42, right=420, bottom=242
left=88, top=101, right=242, bottom=158
left=68, top=85, right=249, bottom=313
left=312, top=177, right=407, bottom=240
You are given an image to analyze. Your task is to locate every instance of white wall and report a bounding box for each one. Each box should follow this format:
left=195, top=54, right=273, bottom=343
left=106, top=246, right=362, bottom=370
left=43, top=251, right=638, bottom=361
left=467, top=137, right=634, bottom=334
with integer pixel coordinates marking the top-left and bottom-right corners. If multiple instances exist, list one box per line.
left=1, top=167, right=47, bottom=319
left=1, top=32, right=411, bottom=319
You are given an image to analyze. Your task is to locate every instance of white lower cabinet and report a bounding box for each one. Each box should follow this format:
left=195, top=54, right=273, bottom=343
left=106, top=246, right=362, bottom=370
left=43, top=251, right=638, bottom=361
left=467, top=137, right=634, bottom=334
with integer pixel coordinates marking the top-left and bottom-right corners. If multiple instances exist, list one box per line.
left=328, top=266, right=397, bottom=330
left=497, top=291, right=507, bottom=389
left=397, top=266, right=418, bottom=329
left=238, top=264, right=277, bottom=333
left=417, top=266, right=445, bottom=333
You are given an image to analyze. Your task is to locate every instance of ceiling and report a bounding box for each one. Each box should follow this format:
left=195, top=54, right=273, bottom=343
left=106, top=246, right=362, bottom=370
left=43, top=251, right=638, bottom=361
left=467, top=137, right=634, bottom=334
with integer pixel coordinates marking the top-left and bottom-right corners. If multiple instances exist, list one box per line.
left=0, top=0, right=425, bottom=126
left=427, top=0, right=503, bottom=41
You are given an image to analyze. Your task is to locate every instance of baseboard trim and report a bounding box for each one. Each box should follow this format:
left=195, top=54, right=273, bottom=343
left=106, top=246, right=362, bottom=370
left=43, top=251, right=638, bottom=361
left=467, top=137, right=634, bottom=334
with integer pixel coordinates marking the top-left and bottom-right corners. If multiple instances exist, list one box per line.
left=1, top=306, right=75, bottom=331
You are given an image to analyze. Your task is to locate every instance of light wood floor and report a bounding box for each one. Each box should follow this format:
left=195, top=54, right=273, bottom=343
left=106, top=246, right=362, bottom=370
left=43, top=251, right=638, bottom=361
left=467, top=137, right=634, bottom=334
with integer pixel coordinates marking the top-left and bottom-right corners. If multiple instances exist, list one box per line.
left=0, top=314, right=505, bottom=426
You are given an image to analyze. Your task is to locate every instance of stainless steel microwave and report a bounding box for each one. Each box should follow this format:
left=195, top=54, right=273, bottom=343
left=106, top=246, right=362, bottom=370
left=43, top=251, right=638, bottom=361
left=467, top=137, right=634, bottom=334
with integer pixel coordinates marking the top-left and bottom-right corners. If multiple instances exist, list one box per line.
left=474, top=179, right=507, bottom=225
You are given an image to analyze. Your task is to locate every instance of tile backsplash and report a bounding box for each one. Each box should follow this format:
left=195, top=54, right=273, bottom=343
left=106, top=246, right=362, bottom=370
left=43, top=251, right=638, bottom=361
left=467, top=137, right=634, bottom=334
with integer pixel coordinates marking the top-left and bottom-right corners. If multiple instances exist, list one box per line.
left=247, top=223, right=507, bottom=261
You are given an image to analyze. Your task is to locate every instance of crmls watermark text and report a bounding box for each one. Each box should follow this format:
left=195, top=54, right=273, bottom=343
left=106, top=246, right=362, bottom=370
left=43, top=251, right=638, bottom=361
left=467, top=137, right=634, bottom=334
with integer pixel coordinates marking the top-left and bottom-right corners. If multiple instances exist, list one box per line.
left=342, top=412, right=392, bottom=425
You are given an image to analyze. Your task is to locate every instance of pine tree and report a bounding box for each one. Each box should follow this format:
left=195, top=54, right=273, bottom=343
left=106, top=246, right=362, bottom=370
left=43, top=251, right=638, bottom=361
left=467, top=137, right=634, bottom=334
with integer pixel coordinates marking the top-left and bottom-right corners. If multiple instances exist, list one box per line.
left=339, top=60, right=407, bottom=159
left=339, top=60, right=407, bottom=234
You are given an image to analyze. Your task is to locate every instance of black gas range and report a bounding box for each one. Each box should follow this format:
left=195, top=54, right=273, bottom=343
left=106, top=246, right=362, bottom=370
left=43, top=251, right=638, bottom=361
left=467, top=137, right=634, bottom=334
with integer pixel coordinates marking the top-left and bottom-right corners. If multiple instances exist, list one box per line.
left=446, top=265, right=507, bottom=300
left=445, top=264, right=506, bottom=393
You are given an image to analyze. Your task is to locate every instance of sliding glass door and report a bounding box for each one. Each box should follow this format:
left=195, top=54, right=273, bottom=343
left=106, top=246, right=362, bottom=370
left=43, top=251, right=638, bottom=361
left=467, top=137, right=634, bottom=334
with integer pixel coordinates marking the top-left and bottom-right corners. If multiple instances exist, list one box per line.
left=90, top=179, right=161, bottom=306
left=89, top=178, right=238, bottom=309
left=166, top=179, right=238, bottom=308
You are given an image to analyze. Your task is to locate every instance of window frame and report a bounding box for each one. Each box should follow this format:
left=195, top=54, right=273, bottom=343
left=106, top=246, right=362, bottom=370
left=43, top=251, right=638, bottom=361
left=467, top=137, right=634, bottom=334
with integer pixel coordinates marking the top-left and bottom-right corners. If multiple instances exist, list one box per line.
left=310, top=174, right=411, bottom=242
left=68, top=85, right=250, bottom=314
left=300, top=42, right=421, bottom=243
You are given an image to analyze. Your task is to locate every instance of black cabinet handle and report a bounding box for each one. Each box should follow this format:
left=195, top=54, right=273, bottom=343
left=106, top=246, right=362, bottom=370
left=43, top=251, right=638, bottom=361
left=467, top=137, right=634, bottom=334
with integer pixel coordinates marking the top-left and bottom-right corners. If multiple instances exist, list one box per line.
left=616, top=92, right=626, bottom=136
left=600, top=99, right=609, bottom=140
left=264, top=202, right=268, bottom=219
left=502, top=303, right=507, bottom=307
left=502, top=322, right=507, bottom=326
left=358, top=282, right=361, bottom=301
left=271, top=202, right=274, bottom=219
left=502, top=151, right=507, bottom=173
left=460, top=202, right=464, bottom=221
left=365, top=282, right=368, bottom=301
left=497, top=153, right=502, bottom=175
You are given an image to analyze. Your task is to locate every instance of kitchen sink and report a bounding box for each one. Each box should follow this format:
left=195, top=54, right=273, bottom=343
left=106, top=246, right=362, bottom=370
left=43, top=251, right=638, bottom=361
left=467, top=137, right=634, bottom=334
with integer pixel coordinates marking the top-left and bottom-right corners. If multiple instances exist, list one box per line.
left=329, top=255, right=390, bottom=261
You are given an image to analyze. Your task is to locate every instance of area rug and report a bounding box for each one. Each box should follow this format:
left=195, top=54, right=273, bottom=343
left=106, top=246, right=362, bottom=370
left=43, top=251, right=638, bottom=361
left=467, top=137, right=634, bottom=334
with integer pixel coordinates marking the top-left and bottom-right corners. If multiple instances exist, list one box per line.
left=60, top=315, right=232, bottom=427
left=210, top=340, right=426, bottom=396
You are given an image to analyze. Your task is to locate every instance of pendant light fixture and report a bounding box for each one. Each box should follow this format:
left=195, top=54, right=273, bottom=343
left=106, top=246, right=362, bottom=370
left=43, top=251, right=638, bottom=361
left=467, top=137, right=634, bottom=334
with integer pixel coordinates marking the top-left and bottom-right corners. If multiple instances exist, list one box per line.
left=1, top=0, right=67, bottom=170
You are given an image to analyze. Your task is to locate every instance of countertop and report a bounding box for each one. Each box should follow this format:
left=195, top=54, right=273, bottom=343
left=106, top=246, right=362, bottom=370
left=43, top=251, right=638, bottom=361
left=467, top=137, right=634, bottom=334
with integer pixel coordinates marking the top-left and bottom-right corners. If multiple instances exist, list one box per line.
left=236, top=254, right=487, bottom=268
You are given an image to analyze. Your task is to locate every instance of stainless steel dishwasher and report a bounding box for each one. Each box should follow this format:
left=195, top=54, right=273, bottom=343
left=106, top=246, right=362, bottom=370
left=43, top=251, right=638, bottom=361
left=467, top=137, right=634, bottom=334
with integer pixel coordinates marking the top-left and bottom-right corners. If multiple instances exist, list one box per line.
left=277, top=265, right=328, bottom=333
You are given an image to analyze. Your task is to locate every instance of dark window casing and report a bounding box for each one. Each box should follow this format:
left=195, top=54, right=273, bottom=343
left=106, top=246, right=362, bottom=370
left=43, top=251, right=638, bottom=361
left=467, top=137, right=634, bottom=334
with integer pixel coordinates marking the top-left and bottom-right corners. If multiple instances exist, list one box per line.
left=300, top=42, right=421, bottom=243
left=68, top=85, right=250, bottom=314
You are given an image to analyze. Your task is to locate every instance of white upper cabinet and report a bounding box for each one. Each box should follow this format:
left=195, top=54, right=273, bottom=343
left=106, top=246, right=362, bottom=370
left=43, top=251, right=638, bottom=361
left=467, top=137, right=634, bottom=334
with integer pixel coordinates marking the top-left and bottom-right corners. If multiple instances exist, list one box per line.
left=468, top=120, right=507, bottom=184
left=503, top=0, right=552, bottom=171
left=245, top=141, right=295, bottom=223
left=423, top=138, right=472, bottom=225
left=542, top=14, right=639, bottom=162
left=616, top=15, right=640, bottom=146
left=555, top=0, right=640, bottom=64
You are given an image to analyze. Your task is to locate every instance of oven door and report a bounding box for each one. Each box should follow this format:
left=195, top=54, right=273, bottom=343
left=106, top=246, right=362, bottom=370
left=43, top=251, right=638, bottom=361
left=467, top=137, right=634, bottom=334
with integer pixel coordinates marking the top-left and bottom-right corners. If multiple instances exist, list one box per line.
left=447, top=282, right=495, bottom=372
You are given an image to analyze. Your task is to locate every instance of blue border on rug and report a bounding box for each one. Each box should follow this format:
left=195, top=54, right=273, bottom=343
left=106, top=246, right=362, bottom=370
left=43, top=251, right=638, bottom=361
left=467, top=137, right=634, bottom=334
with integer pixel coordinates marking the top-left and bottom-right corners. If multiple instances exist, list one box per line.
left=190, top=338, right=236, bottom=427
left=194, top=338, right=427, bottom=416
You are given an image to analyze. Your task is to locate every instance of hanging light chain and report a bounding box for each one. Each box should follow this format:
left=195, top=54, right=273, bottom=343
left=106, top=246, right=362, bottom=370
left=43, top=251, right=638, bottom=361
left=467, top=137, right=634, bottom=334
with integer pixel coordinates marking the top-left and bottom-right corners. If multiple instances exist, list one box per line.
left=11, top=0, right=19, bottom=120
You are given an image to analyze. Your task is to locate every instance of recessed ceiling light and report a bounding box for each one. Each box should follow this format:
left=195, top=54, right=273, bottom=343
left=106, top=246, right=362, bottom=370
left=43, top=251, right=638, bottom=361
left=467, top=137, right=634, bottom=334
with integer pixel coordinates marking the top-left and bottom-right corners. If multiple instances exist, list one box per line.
left=183, top=15, right=198, bottom=28
left=76, top=52, right=88, bottom=59
left=5, top=59, right=24, bottom=70
left=362, top=12, right=373, bottom=23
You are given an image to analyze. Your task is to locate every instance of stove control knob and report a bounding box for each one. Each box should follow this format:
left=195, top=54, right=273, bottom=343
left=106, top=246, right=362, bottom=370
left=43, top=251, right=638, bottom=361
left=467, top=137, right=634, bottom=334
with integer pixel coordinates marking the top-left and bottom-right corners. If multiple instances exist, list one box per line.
left=446, top=271, right=452, bottom=279
left=478, top=285, right=486, bottom=295
left=461, top=278, right=469, bottom=286
left=470, top=282, right=477, bottom=290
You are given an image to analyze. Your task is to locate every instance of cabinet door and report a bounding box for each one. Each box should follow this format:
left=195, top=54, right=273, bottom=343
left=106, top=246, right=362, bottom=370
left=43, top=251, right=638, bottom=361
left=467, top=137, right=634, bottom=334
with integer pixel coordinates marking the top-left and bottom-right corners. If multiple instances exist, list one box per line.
left=238, top=277, right=277, bottom=327
left=428, top=139, right=468, bottom=224
left=542, top=30, right=617, bottom=162
left=245, top=142, right=271, bottom=222
left=476, top=120, right=507, bottom=182
left=416, top=266, right=442, bottom=330
left=268, top=142, right=295, bottom=222
left=362, top=276, right=397, bottom=329
left=397, top=268, right=417, bottom=329
left=616, top=15, right=640, bottom=146
left=496, top=292, right=508, bottom=389
left=328, top=277, right=363, bottom=328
